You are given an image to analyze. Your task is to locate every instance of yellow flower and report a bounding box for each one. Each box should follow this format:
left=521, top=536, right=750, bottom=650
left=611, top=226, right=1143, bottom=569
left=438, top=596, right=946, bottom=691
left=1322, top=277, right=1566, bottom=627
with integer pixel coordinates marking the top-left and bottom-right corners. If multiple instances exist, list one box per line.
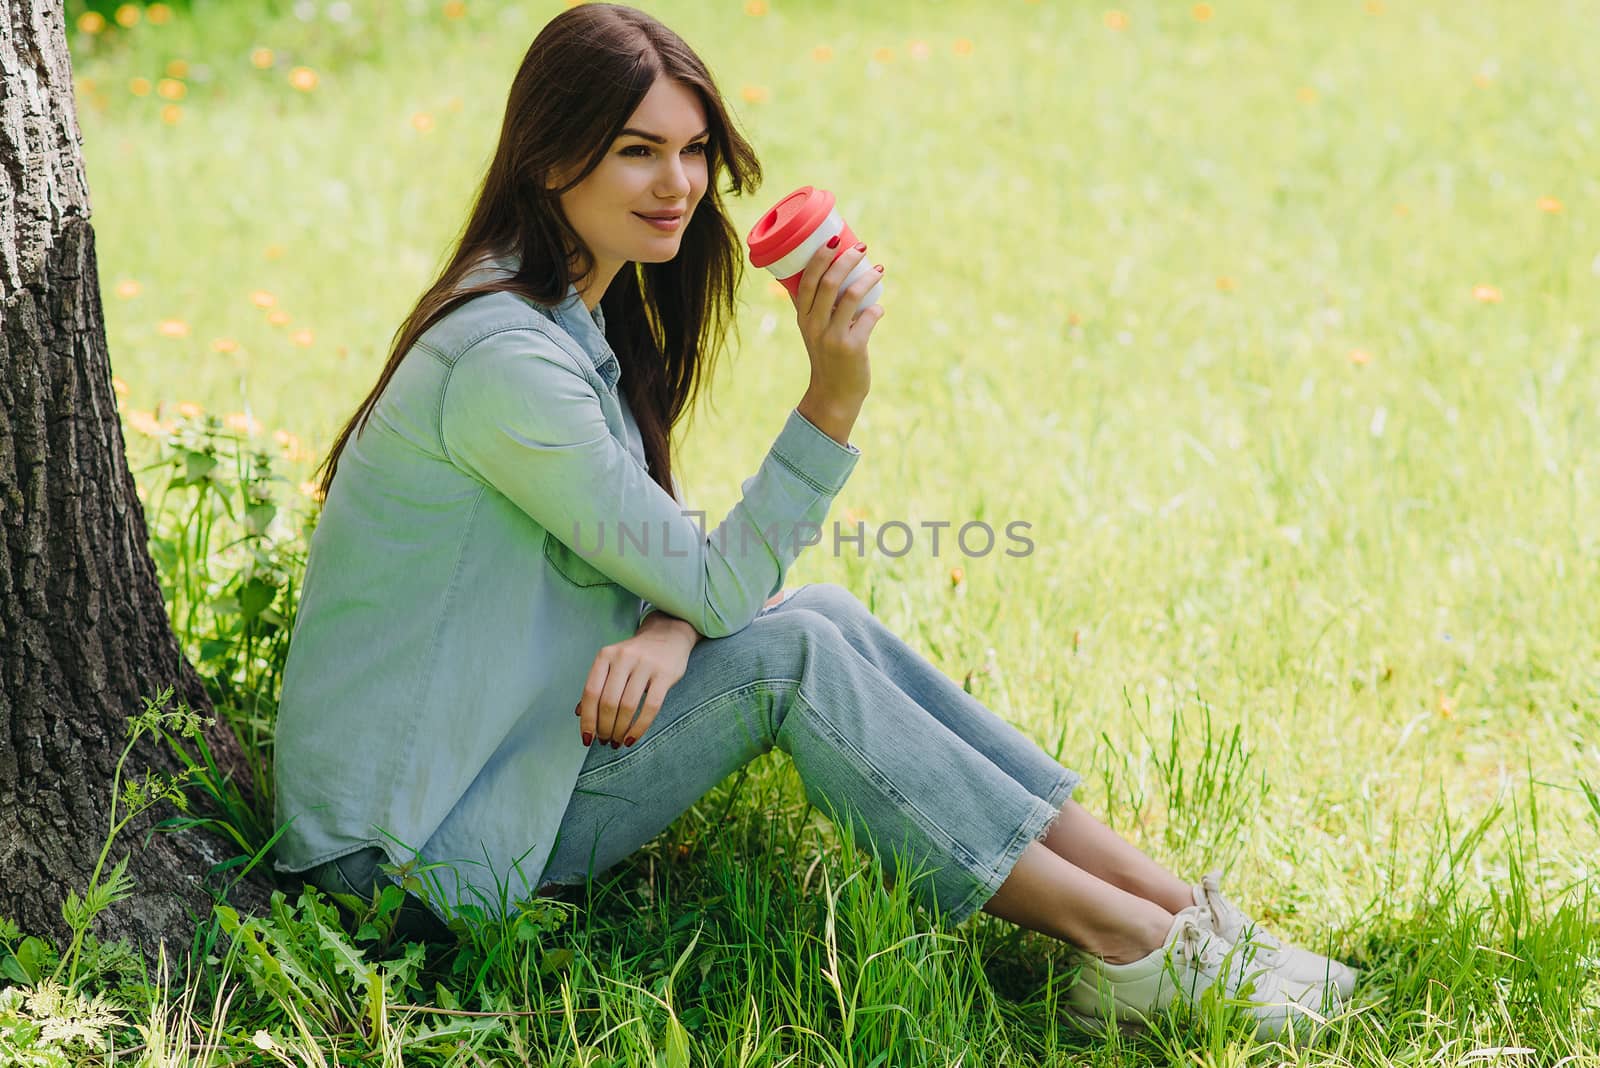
left=112, top=376, right=130, bottom=397
left=740, top=85, right=769, bottom=103
left=129, top=77, right=152, bottom=96
left=1472, top=72, right=1492, bottom=89
left=77, top=12, right=106, bottom=33
left=212, top=337, right=240, bottom=353
left=812, top=45, right=834, bottom=63
left=274, top=428, right=298, bottom=448
left=177, top=401, right=204, bottom=418
left=224, top=412, right=263, bottom=436
left=157, top=78, right=186, bottom=100
left=953, top=38, right=974, bottom=56
left=290, top=329, right=315, bottom=347
left=446, top=96, right=463, bottom=112
left=1364, top=0, right=1385, bottom=13
left=1347, top=348, right=1372, bottom=366
left=250, top=290, right=277, bottom=308
left=744, top=0, right=768, bottom=14
left=115, top=4, right=140, bottom=28
left=264, top=244, right=286, bottom=260
left=166, top=59, right=189, bottom=79
left=1192, top=3, right=1214, bottom=19
left=411, top=112, right=435, bottom=133
left=1393, top=203, right=1411, bottom=218
left=267, top=310, right=292, bottom=326
left=908, top=40, right=930, bottom=60
left=289, top=67, right=318, bottom=92
left=147, top=3, right=174, bottom=24
left=843, top=506, right=868, bottom=525
left=1472, top=284, right=1502, bottom=303
left=949, top=566, right=965, bottom=587
left=128, top=410, right=165, bottom=436
left=251, top=47, right=275, bottom=69
left=443, top=0, right=467, bottom=17
left=115, top=278, right=142, bottom=299
left=1537, top=196, right=1563, bottom=214
left=872, top=46, right=895, bottom=63
left=299, top=480, right=325, bottom=501
left=1215, top=275, right=1236, bottom=292
left=158, top=319, right=190, bottom=338
left=1103, top=10, right=1128, bottom=31
left=160, top=105, right=183, bottom=125
left=1297, top=86, right=1318, bottom=104
left=1437, top=693, right=1454, bottom=719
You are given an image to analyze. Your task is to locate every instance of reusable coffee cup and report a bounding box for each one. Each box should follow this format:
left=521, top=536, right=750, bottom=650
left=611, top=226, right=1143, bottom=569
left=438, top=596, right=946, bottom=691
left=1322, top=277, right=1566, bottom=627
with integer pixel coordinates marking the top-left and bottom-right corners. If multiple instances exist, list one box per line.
left=746, top=186, right=883, bottom=320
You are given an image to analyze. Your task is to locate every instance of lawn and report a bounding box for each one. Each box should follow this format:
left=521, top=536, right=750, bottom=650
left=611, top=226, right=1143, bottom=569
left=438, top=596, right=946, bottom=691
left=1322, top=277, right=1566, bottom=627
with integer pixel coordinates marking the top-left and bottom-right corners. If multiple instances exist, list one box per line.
left=15, top=0, right=1598, bottom=1062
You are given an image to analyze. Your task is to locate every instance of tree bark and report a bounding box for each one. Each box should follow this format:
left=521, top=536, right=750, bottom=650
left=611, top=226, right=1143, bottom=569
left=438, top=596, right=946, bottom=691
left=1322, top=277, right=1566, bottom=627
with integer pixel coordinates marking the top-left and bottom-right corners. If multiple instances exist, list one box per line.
left=1, top=2, right=271, bottom=968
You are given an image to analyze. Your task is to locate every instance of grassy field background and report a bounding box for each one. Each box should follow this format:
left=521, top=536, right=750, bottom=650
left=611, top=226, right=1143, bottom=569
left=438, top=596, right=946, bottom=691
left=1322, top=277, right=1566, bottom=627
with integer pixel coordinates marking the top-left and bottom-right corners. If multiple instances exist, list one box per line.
left=31, top=0, right=1600, bottom=1061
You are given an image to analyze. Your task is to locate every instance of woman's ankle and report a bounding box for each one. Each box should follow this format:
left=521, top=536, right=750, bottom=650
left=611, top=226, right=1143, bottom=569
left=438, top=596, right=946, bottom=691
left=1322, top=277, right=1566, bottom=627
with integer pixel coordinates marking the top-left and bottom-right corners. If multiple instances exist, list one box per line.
left=1082, top=906, right=1175, bottom=965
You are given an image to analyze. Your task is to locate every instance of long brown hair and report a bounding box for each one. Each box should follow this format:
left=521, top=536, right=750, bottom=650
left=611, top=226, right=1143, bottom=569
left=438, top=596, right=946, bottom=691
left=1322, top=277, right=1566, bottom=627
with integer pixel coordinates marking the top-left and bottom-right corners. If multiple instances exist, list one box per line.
left=314, top=3, right=762, bottom=502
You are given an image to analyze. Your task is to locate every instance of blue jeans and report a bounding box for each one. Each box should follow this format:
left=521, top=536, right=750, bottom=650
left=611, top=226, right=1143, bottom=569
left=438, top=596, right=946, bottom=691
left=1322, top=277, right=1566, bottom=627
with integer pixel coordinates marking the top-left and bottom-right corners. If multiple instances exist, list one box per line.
left=538, top=582, right=1081, bottom=927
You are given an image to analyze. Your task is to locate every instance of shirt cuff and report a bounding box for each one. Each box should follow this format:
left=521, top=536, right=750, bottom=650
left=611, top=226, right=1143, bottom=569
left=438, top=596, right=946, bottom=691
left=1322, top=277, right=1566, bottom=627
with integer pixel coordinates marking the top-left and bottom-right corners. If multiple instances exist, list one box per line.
left=770, top=408, right=861, bottom=496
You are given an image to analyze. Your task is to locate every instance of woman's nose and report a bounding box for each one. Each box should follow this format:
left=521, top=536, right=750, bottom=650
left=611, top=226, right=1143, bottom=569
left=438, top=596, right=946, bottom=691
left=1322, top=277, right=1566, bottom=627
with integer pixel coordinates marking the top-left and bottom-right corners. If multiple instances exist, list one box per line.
left=658, top=158, right=692, bottom=197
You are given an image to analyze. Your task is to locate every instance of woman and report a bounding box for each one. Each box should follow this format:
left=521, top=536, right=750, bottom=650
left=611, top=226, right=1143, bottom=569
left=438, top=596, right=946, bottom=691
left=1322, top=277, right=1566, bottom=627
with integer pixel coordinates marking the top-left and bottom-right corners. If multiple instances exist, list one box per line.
left=271, top=2, right=1358, bottom=1038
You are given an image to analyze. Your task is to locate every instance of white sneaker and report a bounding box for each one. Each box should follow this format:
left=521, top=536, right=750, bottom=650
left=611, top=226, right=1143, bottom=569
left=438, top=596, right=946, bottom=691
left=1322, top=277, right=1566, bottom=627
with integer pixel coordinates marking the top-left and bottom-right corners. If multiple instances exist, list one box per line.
left=1064, top=905, right=1327, bottom=1040
left=1192, top=870, right=1360, bottom=1001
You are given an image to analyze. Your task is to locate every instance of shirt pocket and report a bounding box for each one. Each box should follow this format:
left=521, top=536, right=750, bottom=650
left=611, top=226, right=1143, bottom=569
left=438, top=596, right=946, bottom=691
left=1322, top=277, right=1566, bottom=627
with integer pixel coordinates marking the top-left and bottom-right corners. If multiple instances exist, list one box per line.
left=544, top=531, right=619, bottom=589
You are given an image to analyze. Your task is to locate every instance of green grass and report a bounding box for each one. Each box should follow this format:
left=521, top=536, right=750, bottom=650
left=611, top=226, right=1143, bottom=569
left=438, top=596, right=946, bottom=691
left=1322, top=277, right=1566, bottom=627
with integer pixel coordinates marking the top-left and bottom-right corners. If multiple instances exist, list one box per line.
left=6, top=0, right=1596, bottom=1062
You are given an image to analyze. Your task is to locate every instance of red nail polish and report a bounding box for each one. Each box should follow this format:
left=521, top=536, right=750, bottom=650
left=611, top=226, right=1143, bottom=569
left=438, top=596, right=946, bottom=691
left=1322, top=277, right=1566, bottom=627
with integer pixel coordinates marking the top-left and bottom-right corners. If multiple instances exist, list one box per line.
left=610, top=740, right=620, bottom=749
left=854, top=242, right=866, bottom=252
left=827, top=235, right=840, bottom=249
left=875, top=265, right=884, bottom=272
left=624, top=736, right=635, bottom=746
left=582, top=731, right=592, bottom=745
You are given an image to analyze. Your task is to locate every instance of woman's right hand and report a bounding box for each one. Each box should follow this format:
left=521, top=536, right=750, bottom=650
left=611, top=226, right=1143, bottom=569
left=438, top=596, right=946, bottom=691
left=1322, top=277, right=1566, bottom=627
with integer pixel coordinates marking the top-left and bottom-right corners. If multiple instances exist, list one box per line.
left=792, top=238, right=885, bottom=405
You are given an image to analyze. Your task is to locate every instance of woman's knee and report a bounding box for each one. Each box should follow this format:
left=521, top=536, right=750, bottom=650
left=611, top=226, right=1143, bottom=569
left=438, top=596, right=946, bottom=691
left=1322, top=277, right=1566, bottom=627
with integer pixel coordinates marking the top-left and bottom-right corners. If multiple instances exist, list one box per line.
left=792, top=582, right=876, bottom=630
left=748, top=606, right=849, bottom=675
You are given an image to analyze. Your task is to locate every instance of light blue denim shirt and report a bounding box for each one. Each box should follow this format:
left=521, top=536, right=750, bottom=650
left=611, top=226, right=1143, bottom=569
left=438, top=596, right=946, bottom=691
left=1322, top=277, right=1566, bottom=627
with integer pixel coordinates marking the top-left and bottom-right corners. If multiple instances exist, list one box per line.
left=270, top=252, right=862, bottom=920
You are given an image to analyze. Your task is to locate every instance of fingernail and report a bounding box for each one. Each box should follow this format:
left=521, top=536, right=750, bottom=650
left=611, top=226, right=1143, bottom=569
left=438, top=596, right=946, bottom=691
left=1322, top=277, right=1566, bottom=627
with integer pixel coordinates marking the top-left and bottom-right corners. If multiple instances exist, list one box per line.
left=610, top=740, right=620, bottom=749
left=624, top=736, right=635, bottom=746
left=853, top=242, right=866, bottom=252
left=582, top=731, right=592, bottom=745
left=826, top=235, right=840, bottom=249
left=875, top=265, right=884, bottom=272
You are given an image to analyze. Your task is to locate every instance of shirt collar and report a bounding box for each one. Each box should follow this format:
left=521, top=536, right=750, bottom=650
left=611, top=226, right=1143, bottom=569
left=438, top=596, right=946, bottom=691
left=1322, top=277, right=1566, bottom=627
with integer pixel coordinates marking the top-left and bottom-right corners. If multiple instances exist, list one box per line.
left=478, top=250, right=619, bottom=392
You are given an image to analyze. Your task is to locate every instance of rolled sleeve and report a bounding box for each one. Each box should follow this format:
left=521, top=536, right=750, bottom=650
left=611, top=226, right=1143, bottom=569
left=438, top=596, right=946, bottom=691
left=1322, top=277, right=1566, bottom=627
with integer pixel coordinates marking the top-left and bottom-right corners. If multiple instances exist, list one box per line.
left=440, top=330, right=862, bottom=639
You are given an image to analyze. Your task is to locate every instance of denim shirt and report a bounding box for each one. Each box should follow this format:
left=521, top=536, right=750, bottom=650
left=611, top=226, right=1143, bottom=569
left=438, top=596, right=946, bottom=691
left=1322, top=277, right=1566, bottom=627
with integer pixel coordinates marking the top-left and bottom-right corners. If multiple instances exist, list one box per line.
left=270, top=252, right=862, bottom=921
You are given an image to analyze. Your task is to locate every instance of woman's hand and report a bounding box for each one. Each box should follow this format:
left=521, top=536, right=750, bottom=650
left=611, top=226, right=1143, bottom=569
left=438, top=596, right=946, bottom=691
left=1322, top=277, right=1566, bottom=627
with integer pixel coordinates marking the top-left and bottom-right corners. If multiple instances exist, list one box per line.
left=576, top=614, right=699, bottom=748
left=792, top=238, right=885, bottom=406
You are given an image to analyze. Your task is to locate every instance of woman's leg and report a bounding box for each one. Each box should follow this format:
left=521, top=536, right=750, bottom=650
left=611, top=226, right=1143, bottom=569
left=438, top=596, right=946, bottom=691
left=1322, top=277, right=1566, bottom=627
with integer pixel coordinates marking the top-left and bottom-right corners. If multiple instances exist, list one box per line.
left=772, top=583, right=1194, bottom=916
left=539, top=601, right=1170, bottom=962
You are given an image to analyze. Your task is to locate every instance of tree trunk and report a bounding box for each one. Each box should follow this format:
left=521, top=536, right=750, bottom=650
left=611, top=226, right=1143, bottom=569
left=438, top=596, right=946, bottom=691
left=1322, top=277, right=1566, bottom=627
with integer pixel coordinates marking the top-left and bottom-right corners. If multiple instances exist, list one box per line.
left=0, top=2, right=272, bottom=968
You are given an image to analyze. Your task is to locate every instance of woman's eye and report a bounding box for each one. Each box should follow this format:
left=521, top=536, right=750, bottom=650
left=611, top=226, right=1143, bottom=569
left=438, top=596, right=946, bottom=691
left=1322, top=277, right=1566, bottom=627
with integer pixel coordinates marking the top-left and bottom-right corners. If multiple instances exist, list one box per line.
left=622, top=143, right=709, bottom=157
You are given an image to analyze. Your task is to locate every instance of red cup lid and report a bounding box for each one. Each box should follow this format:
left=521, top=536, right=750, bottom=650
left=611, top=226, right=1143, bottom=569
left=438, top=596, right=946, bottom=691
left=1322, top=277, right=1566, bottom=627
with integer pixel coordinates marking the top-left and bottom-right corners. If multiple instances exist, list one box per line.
left=747, top=186, right=836, bottom=268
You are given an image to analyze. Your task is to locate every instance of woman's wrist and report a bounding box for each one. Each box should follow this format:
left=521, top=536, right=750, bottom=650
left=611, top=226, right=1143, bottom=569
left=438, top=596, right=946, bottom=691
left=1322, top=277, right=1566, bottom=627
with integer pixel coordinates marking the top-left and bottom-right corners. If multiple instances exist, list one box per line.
left=641, top=609, right=701, bottom=647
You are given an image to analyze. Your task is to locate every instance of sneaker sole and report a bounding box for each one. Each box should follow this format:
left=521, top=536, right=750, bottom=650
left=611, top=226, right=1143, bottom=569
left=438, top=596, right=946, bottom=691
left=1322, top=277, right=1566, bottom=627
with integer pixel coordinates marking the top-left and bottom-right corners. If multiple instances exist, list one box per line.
left=1062, top=1007, right=1149, bottom=1037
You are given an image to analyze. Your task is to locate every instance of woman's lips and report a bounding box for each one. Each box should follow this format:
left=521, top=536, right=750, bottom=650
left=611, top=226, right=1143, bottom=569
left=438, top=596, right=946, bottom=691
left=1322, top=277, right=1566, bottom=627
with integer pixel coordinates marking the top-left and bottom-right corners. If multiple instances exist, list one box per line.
left=635, top=213, right=683, bottom=231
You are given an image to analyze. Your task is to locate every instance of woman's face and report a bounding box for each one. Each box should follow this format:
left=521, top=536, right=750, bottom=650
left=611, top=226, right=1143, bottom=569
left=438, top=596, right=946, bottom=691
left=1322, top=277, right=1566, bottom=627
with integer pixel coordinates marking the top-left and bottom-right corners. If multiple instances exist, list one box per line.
left=555, top=78, right=711, bottom=301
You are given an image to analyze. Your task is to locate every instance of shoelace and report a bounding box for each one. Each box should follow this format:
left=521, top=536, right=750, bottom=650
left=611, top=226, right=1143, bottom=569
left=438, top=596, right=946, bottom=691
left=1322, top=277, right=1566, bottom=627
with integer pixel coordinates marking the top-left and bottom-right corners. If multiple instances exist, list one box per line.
left=1173, top=916, right=1290, bottom=1009
left=1200, top=871, right=1285, bottom=969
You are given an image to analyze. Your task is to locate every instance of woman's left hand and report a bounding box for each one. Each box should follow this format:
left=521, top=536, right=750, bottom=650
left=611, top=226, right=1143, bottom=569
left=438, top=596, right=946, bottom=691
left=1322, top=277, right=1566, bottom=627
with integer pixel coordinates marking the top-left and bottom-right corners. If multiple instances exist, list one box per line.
left=576, top=614, right=699, bottom=748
